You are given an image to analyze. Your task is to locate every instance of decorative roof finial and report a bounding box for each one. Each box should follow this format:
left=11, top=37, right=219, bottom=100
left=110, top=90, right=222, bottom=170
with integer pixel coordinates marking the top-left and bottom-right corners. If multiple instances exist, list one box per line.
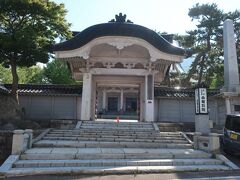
left=109, top=13, right=133, bottom=23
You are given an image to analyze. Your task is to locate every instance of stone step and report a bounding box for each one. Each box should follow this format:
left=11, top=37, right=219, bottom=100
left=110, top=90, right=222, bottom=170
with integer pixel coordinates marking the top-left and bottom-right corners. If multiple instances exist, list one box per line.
left=14, top=158, right=223, bottom=168
left=82, top=121, right=153, bottom=125
left=78, top=126, right=153, bottom=130
left=20, top=148, right=212, bottom=160
left=50, top=129, right=181, bottom=136
left=2, top=121, right=233, bottom=177
left=80, top=124, right=154, bottom=128
left=48, top=133, right=182, bottom=139
left=6, top=165, right=230, bottom=176
left=42, top=136, right=188, bottom=143
left=48, top=130, right=160, bottom=137
left=79, top=127, right=154, bottom=131
left=45, top=133, right=186, bottom=140
left=51, top=130, right=175, bottom=134
left=49, top=130, right=181, bottom=135
left=78, top=127, right=154, bottom=130
left=50, top=130, right=182, bottom=137
left=34, top=140, right=192, bottom=148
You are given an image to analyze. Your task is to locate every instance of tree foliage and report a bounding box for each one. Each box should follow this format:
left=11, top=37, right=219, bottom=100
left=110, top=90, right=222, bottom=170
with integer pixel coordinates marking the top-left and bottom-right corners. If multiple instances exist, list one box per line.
left=43, top=60, right=78, bottom=84
left=0, top=60, right=78, bottom=85
left=175, top=3, right=240, bottom=88
left=0, top=63, right=44, bottom=84
left=0, top=0, right=71, bottom=100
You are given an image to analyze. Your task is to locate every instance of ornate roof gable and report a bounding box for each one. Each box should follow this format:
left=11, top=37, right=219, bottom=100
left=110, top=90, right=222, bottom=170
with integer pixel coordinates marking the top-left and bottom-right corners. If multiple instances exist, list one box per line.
left=109, top=13, right=133, bottom=23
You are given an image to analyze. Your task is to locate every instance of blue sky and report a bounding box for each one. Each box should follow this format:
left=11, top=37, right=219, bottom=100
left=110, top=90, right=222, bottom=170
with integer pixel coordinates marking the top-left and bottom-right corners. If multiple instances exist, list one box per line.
left=52, top=0, right=240, bottom=71
left=54, top=0, right=239, bottom=34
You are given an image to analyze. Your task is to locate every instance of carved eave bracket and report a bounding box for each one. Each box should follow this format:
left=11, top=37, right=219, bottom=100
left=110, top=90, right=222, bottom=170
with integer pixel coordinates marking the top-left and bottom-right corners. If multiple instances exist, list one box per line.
left=149, top=49, right=159, bottom=62
left=150, top=56, right=157, bottom=62
left=78, top=49, right=90, bottom=59
left=107, top=42, right=133, bottom=50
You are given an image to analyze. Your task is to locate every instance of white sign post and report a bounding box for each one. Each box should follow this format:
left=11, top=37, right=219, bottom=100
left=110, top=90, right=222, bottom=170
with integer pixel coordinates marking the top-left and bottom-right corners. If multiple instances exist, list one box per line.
left=194, top=84, right=210, bottom=134
left=195, top=86, right=208, bottom=115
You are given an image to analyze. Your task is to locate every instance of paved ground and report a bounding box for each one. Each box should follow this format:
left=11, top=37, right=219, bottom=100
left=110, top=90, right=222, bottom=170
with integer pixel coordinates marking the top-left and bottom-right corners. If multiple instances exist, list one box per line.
left=4, top=153, right=240, bottom=180
left=2, top=145, right=240, bottom=180
left=2, top=129, right=240, bottom=180
left=222, top=151, right=240, bottom=167
left=4, top=170, right=240, bottom=180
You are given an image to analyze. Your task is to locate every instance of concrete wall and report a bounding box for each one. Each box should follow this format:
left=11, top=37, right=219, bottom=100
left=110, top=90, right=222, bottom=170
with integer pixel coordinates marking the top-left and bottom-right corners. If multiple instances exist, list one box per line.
left=213, top=97, right=240, bottom=125
left=19, top=96, right=81, bottom=120
left=155, top=98, right=226, bottom=126
left=156, top=98, right=194, bottom=123
left=230, top=97, right=240, bottom=113
left=217, top=99, right=227, bottom=125
left=17, top=94, right=227, bottom=126
left=158, top=99, right=182, bottom=122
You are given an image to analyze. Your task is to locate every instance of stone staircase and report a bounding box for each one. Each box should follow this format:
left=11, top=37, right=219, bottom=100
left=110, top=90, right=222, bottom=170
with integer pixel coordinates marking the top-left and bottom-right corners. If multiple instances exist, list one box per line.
left=2, top=121, right=233, bottom=176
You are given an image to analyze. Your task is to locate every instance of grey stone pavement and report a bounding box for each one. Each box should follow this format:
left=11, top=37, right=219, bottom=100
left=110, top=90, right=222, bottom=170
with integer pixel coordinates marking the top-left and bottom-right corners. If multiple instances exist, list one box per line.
left=2, top=152, right=240, bottom=180
left=3, top=153, right=240, bottom=180
left=3, top=170, right=240, bottom=180
left=0, top=154, right=240, bottom=180
left=224, top=153, right=240, bottom=167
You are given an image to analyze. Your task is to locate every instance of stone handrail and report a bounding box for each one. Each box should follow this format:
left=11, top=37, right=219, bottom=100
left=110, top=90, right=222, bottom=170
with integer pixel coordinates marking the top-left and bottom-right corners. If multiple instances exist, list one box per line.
left=32, top=128, right=52, bottom=143
left=193, top=132, right=220, bottom=153
left=11, top=129, right=33, bottom=155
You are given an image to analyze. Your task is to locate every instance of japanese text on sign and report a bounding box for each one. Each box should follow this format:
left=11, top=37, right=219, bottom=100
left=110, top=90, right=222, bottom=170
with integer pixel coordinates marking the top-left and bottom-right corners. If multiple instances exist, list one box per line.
left=199, top=88, right=208, bottom=114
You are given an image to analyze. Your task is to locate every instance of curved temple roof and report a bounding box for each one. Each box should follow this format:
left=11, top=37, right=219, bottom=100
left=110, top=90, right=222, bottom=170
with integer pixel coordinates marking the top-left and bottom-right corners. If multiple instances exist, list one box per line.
left=53, top=14, right=191, bottom=57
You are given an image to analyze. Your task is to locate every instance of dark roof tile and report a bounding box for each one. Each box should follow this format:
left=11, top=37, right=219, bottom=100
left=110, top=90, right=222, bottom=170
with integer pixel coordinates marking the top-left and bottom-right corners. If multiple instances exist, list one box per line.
left=154, top=87, right=219, bottom=98
left=0, top=85, right=10, bottom=95
left=53, top=22, right=191, bottom=57
left=3, top=84, right=219, bottom=98
left=4, top=84, right=82, bottom=96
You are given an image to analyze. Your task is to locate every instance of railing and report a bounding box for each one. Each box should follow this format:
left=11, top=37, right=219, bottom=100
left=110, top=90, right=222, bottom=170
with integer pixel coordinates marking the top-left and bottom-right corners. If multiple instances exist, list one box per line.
left=193, top=132, right=220, bottom=153
left=11, top=129, right=33, bottom=155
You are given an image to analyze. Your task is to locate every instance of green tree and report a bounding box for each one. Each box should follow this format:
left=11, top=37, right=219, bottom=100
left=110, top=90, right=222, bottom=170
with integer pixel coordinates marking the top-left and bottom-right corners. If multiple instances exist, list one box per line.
left=0, top=0, right=71, bottom=101
left=0, top=64, right=45, bottom=84
left=43, top=59, right=78, bottom=84
left=208, top=64, right=224, bottom=89
left=0, top=64, right=12, bottom=83
left=161, top=64, right=188, bottom=87
left=18, top=66, right=45, bottom=84
left=176, top=3, right=240, bottom=88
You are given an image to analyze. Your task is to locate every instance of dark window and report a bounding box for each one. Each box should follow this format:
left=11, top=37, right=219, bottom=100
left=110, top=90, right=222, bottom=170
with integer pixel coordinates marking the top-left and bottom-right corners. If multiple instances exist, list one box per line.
left=225, top=115, right=240, bottom=133
left=126, top=98, right=137, bottom=112
left=108, top=97, right=118, bottom=112
left=234, top=105, right=240, bottom=112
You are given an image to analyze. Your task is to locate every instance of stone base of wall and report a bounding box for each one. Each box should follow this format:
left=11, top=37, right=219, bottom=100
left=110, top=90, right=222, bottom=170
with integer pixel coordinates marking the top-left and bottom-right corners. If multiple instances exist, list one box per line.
left=0, top=94, right=22, bottom=127
left=49, top=120, right=76, bottom=129
left=0, top=131, right=13, bottom=165
left=156, top=122, right=195, bottom=132
left=20, top=119, right=77, bottom=129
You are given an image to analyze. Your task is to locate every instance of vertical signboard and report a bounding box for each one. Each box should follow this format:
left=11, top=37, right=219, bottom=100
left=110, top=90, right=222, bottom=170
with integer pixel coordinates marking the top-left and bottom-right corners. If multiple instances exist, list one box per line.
left=195, top=86, right=208, bottom=115
left=195, top=89, right=199, bottom=114
left=199, top=88, right=208, bottom=114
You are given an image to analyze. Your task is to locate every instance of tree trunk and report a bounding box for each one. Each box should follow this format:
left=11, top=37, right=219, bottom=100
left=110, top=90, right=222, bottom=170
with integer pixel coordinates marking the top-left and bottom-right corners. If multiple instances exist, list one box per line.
left=183, top=52, right=205, bottom=86
left=165, top=65, right=171, bottom=87
left=10, top=60, right=19, bottom=103
left=198, top=54, right=206, bottom=84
